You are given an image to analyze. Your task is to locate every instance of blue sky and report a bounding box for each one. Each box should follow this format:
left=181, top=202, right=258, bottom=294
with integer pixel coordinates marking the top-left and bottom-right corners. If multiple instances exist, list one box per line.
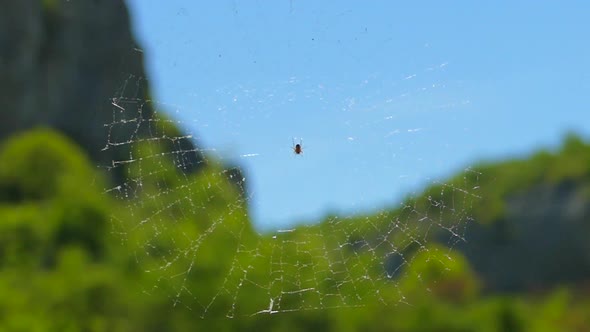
left=125, top=1, right=589, bottom=229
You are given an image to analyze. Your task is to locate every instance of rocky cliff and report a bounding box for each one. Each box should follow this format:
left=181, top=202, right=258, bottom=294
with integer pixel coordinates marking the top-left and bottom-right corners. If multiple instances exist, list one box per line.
left=454, top=137, right=590, bottom=293
left=460, top=179, right=590, bottom=292
left=0, top=0, right=208, bottom=182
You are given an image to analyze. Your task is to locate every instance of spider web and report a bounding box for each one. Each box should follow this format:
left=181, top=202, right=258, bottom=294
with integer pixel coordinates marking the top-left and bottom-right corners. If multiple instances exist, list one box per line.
left=101, top=70, right=481, bottom=318
left=101, top=1, right=483, bottom=318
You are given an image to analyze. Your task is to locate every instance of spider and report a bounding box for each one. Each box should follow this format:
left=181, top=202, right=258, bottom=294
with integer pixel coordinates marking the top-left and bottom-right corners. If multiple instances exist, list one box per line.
left=292, top=138, right=303, bottom=155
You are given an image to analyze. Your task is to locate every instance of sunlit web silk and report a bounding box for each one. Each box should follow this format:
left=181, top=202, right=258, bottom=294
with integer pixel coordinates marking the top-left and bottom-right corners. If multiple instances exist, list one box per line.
left=101, top=75, right=481, bottom=317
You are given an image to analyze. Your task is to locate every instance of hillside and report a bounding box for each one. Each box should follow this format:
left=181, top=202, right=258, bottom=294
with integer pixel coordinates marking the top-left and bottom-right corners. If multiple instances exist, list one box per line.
left=0, top=128, right=588, bottom=330
left=311, top=133, right=590, bottom=294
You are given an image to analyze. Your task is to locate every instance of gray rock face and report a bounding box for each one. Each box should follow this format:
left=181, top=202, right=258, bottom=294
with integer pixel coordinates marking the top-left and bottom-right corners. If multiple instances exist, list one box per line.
left=460, top=180, right=590, bottom=293
left=0, top=0, right=207, bottom=181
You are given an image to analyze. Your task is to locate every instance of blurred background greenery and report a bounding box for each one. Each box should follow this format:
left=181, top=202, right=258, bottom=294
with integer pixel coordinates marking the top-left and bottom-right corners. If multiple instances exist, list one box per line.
left=0, top=1, right=589, bottom=331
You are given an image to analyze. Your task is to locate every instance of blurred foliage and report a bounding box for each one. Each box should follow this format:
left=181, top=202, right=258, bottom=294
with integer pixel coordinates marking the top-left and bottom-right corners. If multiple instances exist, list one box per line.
left=0, top=128, right=588, bottom=331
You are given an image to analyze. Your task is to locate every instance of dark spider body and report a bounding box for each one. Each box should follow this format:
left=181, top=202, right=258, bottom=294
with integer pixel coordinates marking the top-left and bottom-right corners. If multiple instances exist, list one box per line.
left=293, top=139, right=303, bottom=155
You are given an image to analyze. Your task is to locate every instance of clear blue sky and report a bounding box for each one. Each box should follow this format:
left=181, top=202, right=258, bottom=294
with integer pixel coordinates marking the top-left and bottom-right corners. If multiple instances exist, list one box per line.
left=126, top=1, right=589, bottom=229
